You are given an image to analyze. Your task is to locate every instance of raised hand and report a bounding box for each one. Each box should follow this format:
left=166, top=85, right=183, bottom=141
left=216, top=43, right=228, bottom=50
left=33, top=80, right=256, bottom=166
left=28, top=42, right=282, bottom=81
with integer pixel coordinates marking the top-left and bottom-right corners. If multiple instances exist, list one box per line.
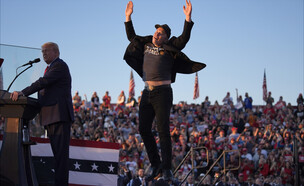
left=183, top=0, right=192, bottom=22
left=125, top=1, right=133, bottom=22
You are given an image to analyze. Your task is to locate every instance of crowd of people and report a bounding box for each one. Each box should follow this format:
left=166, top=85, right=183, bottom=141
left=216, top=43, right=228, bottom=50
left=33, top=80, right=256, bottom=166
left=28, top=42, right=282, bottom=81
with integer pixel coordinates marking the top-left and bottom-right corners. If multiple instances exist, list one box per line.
left=1, top=91, right=303, bottom=185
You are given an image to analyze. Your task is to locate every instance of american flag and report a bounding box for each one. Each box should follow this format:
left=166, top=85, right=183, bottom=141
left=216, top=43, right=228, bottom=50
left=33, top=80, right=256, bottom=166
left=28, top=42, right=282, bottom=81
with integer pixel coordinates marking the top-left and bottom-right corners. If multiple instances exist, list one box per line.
left=193, top=72, right=199, bottom=100
left=129, top=70, right=135, bottom=98
left=263, top=69, right=267, bottom=102
left=0, top=137, right=120, bottom=186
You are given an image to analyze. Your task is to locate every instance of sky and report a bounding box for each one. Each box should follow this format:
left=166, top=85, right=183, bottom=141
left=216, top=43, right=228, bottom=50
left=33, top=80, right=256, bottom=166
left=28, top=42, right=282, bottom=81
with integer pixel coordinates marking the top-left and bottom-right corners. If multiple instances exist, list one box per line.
left=0, top=0, right=303, bottom=105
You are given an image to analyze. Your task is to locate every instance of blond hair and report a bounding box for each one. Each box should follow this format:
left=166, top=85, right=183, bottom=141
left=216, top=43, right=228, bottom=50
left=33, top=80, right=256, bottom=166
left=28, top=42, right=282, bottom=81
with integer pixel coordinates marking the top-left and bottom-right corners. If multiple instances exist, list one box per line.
left=42, top=42, right=60, bottom=55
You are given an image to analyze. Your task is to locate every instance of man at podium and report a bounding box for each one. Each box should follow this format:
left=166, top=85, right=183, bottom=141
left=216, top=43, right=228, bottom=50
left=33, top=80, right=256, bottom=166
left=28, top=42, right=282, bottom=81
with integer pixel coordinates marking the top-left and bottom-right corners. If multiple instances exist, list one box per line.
left=10, top=42, right=74, bottom=186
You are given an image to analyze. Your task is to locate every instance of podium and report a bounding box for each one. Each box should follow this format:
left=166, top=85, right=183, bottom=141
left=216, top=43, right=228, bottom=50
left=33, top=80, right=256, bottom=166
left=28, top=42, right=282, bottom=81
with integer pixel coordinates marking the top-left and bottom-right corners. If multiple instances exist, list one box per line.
left=0, top=90, right=40, bottom=186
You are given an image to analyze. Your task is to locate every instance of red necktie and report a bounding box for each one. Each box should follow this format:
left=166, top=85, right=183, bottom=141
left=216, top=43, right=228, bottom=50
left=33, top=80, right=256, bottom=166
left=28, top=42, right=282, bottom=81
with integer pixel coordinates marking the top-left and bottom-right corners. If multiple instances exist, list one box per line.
left=44, top=66, right=49, bottom=75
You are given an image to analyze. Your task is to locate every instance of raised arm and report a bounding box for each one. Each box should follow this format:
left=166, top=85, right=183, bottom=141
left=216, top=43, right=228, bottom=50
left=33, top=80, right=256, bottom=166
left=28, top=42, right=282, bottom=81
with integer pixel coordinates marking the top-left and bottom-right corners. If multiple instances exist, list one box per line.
left=124, top=1, right=137, bottom=41
left=183, top=0, right=192, bottom=22
left=125, top=1, right=133, bottom=22
left=168, top=0, right=194, bottom=50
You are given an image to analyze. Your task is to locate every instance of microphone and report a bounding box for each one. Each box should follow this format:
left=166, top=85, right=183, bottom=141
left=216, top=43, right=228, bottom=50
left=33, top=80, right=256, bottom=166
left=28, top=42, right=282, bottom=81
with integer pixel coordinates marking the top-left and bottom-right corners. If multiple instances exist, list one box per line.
left=7, top=58, right=40, bottom=91
left=21, top=58, right=40, bottom=67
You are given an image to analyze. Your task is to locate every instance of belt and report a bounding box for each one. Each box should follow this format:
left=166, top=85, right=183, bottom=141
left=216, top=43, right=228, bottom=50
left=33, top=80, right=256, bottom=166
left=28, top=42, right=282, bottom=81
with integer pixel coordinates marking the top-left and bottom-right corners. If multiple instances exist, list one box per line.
left=144, top=84, right=171, bottom=91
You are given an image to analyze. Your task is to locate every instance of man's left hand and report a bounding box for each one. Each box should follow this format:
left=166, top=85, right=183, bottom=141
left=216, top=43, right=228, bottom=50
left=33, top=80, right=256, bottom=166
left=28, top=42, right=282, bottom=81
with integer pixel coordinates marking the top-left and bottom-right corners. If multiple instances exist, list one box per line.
left=10, top=91, right=23, bottom=101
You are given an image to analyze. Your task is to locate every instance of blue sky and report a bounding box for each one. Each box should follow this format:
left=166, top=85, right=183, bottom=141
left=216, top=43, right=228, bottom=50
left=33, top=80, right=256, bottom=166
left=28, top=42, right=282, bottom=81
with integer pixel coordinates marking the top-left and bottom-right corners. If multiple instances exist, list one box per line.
left=0, top=0, right=303, bottom=105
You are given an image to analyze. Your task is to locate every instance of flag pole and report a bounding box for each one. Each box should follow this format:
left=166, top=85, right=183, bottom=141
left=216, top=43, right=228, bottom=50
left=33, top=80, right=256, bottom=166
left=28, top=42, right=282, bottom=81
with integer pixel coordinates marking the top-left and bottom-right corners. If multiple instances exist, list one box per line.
left=193, top=72, right=199, bottom=100
left=128, top=70, right=135, bottom=99
left=262, top=69, right=267, bottom=104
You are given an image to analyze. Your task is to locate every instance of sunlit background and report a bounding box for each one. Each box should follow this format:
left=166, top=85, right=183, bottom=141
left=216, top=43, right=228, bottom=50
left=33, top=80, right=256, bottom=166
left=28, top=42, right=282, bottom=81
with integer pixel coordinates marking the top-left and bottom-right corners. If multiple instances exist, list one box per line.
left=0, top=0, right=303, bottom=105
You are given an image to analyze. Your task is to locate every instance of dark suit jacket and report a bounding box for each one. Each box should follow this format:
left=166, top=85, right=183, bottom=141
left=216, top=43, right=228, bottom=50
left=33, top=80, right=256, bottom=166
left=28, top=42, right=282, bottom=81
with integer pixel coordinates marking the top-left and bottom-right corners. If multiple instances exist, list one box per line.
left=123, top=20, right=206, bottom=83
left=22, top=58, right=74, bottom=125
left=117, top=171, right=132, bottom=186
left=131, top=177, right=147, bottom=186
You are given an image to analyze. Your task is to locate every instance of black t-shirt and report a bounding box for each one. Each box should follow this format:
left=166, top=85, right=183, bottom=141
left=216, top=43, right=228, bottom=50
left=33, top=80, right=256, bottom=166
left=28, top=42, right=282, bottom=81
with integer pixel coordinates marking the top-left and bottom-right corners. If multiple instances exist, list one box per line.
left=143, top=43, right=173, bottom=81
left=294, top=109, right=304, bottom=120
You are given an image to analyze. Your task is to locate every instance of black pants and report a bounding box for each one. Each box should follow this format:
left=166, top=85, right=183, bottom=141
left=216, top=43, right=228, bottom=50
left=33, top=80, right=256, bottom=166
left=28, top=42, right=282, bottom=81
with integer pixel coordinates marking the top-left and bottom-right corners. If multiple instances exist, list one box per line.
left=139, top=86, right=173, bottom=170
left=45, top=122, right=71, bottom=186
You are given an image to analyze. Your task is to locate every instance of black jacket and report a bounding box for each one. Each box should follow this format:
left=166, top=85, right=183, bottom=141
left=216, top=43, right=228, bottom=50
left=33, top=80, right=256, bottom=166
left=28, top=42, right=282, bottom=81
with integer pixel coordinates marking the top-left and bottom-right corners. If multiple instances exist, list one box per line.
left=131, top=177, right=147, bottom=186
left=123, top=20, right=206, bottom=83
left=22, top=58, right=74, bottom=125
left=117, top=171, right=132, bottom=186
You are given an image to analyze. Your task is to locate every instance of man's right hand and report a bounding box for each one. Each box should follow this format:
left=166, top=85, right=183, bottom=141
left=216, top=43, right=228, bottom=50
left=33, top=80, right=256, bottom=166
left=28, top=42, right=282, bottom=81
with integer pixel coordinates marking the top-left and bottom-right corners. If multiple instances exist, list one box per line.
left=183, top=0, right=192, bottom=22
left=125, top=1, right=133, bottom=22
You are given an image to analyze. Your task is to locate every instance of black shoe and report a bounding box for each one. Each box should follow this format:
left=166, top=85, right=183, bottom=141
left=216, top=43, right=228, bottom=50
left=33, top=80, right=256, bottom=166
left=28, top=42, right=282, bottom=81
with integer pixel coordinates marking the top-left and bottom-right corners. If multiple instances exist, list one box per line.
left=146, top=166, right=162, bottom=181
left=162, top=169, right=173, bottom=181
